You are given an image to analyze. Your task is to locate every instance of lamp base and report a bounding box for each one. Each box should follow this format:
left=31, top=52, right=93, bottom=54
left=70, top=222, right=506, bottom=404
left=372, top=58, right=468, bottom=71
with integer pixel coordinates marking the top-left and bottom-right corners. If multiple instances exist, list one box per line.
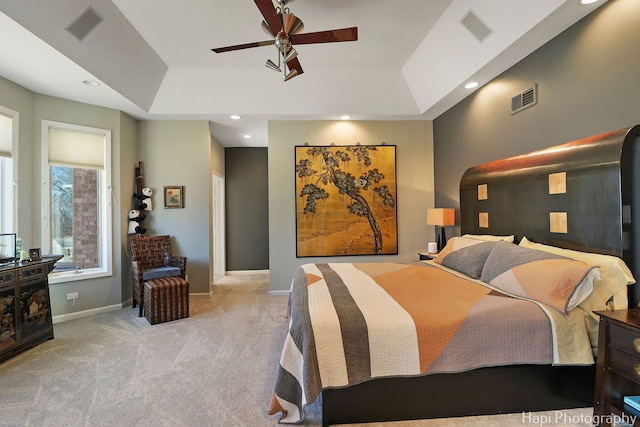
left=437, top=227, right=447, bottom=252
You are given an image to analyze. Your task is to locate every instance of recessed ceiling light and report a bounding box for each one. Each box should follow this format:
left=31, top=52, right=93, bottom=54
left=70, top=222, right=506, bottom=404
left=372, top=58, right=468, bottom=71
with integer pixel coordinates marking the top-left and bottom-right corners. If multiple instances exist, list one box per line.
left=230, top=115, right=241, bottom=120
left=464, top=82, right=479, bottom=89
left=340, top=115, right=352, bottom=120
left=579, top=0, right=599, bottom=4
left=82, top=80, right=100, bottom=87
left=243, top=134, right=252, bottom=139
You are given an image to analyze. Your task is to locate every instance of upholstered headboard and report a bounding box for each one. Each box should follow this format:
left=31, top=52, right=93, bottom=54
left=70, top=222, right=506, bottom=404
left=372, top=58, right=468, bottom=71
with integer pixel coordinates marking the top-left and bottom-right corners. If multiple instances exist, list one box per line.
left=459, top=125, right=640, bottom=306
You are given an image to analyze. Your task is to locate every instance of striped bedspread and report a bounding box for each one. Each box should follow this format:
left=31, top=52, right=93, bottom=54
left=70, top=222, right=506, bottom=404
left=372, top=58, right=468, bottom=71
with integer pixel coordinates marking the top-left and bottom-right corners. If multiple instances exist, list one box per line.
left=268, top=262, right=595, bottom=424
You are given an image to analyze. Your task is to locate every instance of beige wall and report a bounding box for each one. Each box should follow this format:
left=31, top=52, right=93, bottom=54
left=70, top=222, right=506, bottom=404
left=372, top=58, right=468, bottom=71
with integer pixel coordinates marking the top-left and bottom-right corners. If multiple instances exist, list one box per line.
left=0, top=76, right=36, bottom=247
left=137, top=120, right=213, bottom=294
left=1, top=72, right=225, bottom=317
left=0, top=83, right=135, bottom=317
left=210, top=133, right=225, bottom=177
left=268, top=120, right=434, bottom=292
left=119, top=111, right=138, bottom=306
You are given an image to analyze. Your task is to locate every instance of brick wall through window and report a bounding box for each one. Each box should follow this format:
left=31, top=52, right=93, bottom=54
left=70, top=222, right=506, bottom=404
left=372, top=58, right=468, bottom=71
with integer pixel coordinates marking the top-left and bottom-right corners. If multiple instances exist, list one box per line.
left=72, top=169, right=99, bottom=268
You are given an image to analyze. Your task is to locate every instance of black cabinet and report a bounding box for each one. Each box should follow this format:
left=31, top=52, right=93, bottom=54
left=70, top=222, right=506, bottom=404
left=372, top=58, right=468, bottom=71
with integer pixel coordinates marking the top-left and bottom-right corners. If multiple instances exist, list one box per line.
left=0, top=256, right=61, bottom=362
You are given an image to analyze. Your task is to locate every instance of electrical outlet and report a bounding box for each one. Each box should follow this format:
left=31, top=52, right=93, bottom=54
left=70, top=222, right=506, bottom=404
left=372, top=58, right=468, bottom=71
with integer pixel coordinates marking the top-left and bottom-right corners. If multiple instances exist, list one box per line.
left=66, top=292, right=78, bottom=301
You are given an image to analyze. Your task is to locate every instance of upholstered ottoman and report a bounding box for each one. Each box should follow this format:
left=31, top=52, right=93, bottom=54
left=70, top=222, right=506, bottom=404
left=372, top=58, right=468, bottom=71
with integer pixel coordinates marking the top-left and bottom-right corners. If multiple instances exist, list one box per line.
left=143, top=276, right=189, bottom=325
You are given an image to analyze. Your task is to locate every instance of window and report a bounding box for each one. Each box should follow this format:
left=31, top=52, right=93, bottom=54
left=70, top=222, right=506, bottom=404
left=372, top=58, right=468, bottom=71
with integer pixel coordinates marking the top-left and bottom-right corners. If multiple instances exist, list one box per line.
left=42, top=121, right=112, bottom=283
left=0, top=106, right=17, bottom=234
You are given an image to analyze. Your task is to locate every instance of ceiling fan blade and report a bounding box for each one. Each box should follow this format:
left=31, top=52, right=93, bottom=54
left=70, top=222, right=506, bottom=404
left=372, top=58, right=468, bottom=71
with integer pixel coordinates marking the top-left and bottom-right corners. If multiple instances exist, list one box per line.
left=261, top=20, right=274, bottom=37
left=286, top=56, right=304, bottom=76
left=212, top=39, right=275, bottom=53
left=282, top=13, right=304, bottom=36
left=290, top=27, right=358, bottom=45
left=254, top=0, right=282, bottom=36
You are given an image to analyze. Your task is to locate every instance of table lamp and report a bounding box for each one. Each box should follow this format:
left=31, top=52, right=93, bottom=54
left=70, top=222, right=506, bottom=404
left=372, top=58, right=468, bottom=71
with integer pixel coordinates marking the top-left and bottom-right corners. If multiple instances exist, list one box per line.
left=427, top=208, right=455, bottom=251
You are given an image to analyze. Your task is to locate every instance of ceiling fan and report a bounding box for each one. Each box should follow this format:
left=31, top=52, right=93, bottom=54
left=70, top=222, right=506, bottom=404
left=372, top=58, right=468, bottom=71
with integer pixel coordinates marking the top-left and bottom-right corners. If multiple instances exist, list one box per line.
left=211, top=0, right=358, bottom=81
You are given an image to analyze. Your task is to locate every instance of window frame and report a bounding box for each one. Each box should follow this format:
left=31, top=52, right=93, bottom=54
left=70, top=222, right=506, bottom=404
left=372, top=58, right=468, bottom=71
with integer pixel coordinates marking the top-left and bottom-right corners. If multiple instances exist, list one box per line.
left=41, top=120, right=112, bottom=284
left=0, top=105, right=18, bottom=234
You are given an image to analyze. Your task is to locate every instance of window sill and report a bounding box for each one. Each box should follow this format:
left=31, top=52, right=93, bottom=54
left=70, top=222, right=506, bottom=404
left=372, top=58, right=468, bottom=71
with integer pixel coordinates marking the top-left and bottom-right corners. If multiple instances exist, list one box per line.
left=48, top=268, right=111, bottom=284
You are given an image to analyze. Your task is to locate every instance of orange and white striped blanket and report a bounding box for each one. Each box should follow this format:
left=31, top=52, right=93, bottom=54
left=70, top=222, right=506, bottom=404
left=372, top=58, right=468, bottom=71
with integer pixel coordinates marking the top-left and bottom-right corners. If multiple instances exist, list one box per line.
left=268, top=262, right=594, bottom=424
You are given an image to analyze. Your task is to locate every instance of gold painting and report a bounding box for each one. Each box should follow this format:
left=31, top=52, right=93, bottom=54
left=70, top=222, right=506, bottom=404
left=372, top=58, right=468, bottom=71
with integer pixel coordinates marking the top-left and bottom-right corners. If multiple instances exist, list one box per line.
left=295, top=145, right=397, bottom=257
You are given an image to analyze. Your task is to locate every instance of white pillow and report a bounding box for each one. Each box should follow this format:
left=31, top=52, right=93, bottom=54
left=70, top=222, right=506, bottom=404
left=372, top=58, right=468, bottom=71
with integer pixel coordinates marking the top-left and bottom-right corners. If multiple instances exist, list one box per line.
left=519, top=237, right=635, bottom=313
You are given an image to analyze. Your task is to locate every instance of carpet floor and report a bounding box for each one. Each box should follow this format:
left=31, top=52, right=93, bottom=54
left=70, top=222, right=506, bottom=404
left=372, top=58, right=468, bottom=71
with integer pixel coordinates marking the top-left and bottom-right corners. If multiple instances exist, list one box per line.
left=0, top=273, right=595, bottom=426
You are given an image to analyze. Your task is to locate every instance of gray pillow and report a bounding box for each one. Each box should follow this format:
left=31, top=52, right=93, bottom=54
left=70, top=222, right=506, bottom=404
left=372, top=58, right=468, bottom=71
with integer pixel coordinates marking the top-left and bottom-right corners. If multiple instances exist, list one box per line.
left=433, top=236, right=498, bottom=279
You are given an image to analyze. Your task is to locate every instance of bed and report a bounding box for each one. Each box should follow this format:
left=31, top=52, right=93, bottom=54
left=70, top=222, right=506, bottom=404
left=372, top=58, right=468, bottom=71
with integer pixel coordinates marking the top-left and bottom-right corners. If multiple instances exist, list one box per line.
left=269, top=125, right=640, bottom=426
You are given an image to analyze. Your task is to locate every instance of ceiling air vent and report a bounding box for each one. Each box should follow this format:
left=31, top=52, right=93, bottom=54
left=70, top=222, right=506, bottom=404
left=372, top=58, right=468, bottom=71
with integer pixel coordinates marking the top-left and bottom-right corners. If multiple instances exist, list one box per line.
left=66, top=7, right=103, bottom=42
left=460, top=10, right=492, bottom=43
left=511, top=84, right=538, bottom=115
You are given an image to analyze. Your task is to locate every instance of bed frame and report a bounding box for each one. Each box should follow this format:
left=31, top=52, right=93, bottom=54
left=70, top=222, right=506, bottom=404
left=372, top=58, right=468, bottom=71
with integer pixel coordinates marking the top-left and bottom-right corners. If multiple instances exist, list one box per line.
left=321, top=125, right=640, bottom=426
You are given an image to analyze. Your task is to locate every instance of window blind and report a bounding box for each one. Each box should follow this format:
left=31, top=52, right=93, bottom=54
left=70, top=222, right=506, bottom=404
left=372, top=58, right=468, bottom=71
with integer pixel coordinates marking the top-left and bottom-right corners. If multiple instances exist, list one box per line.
left=48, top=127, right=105, bottom=169
left=0, top=113, right=11, bottom=159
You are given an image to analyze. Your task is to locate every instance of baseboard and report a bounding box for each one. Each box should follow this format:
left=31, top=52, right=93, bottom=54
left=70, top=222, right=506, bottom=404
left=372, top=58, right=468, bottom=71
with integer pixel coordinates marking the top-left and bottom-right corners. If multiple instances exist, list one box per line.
left=51, top=287, right=284, bottom=322
left=226, top=269, right=269, bottom=275
left=53, top=302, right=123, bottom=324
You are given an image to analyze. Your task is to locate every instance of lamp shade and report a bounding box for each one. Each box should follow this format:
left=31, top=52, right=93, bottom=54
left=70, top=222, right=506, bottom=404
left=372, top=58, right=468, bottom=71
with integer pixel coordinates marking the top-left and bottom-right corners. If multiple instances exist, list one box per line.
left=427, top=208, right=455, bottom=226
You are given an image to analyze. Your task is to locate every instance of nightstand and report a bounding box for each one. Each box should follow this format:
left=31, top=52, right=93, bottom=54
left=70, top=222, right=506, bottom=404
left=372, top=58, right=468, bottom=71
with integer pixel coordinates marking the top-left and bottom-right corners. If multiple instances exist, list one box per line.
left=418, top=252, right=438, bottom=260
left=593, top=309, right=640, bottom=427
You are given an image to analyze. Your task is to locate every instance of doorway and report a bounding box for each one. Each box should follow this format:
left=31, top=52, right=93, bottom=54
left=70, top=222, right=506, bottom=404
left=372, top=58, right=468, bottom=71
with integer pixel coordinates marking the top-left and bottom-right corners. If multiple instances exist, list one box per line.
left=212, top=174, right=225, bottom=285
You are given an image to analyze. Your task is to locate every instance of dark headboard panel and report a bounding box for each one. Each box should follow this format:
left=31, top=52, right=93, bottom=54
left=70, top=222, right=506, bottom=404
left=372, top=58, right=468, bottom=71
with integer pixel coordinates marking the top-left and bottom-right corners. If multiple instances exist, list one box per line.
left=460, top=125, right=640, bottom=306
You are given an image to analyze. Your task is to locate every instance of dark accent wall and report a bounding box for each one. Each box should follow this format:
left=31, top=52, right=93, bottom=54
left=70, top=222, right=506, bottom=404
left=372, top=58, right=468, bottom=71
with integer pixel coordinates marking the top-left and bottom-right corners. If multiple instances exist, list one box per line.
left=225, top=147, right=269, bottom=271
left=433, top=0, right=640, bottom=237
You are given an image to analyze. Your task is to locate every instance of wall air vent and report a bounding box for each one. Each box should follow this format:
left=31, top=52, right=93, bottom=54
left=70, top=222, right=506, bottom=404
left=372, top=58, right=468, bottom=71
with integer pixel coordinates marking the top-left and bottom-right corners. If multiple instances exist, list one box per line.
left=66, top=7, right=103, bottom=42
left=511, top=84, right=538, bottom=115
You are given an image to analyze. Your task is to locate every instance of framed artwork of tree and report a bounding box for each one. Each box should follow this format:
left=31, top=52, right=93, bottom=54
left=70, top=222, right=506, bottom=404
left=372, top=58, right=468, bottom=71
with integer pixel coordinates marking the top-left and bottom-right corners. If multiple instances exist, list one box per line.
left=295, top=145, right=397, bottom=257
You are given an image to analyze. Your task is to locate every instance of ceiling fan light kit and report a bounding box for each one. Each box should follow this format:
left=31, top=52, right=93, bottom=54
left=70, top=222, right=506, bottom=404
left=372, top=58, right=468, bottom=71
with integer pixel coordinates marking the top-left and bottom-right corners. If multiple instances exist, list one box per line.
left=265, top=58, right=281, bottom=72
left=283, top=48, right=297, bottom=62
left=284, top=69, right=298, bottom=82
left=212, top=0, right=358, bottom=82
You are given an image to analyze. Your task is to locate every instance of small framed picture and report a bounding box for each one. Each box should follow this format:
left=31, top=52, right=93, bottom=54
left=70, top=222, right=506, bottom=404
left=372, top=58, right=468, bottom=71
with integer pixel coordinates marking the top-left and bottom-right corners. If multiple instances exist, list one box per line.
left=29, top=248, right=41, bottom=261
left=164, top=186, right=184, bottom=209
